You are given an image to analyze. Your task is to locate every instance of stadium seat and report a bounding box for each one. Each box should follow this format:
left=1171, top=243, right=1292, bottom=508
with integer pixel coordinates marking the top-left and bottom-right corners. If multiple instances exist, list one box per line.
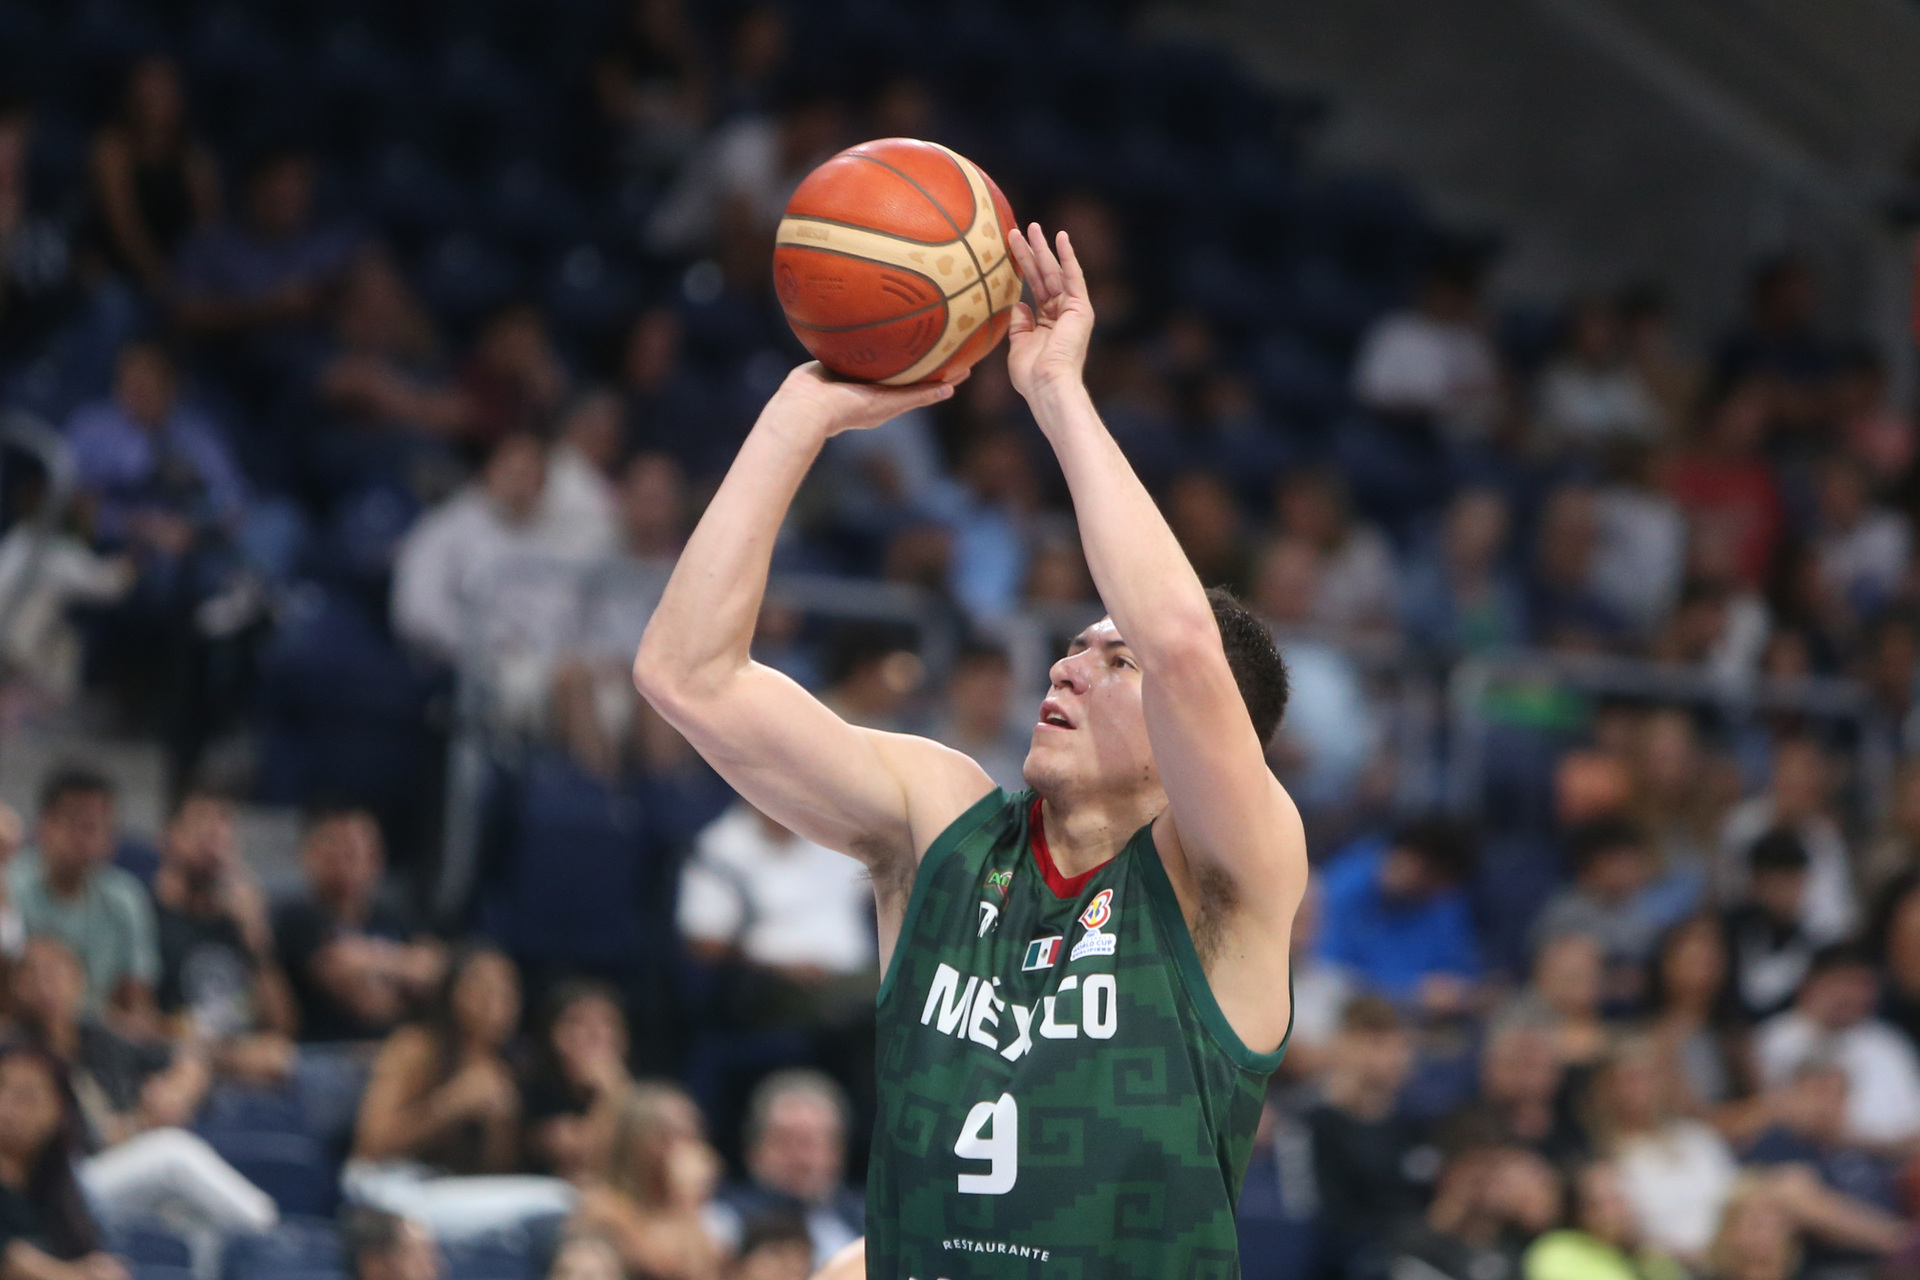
left=201, top=1132, right=337, bottom=1218
left=442, top=1234, right=537, bottom=1280
left=107, top=1222, right=192, bottom=1269
left=195, top=1081, right=305, bottom=1138
left=220, top=1216, right=342, bottom=1280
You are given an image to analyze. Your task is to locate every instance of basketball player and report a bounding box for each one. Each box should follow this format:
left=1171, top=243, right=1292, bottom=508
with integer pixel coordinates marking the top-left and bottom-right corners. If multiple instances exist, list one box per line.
left=633, top=224, right=1305, bottom=1278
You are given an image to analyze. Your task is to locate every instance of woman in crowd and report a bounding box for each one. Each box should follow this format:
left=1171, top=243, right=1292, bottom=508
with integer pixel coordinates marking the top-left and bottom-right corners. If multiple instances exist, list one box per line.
left=1500, top=933, right=1610, bottom=1070
left=1869, top=870, right=1920, bottom=1053
left=88, top=56, right=219, bottom=296
left=1641, top=915, right=1752, bottom=1117
left=544, top=1232, right=627, bottom=1280
left=1523, top=1161, right=1686, bottom=1280
left=10, top=937, right=277, bottom=1247
left=346, top=945, right=574, bottom=1238
left=570, top=1083, right=727, bottom=1280
left=0, top=1042, right=129, bottom=1280
left=522, top=980, right=634, bottom=1179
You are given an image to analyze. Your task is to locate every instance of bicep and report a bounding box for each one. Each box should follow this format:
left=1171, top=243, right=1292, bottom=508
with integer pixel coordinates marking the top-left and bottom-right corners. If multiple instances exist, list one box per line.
left=646, top=661, right=991, bottom=862
left=1141, top=640, right=1307, bottom=912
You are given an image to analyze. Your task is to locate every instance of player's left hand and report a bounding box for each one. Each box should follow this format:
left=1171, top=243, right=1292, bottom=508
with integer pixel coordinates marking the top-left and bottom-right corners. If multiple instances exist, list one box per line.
left=1006, top=222, right=1095, bottom=401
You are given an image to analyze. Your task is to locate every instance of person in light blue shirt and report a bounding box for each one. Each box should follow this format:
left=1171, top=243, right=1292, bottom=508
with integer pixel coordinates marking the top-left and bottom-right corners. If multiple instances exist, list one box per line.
left=7, top=765, right=159, bottom=1022
left=1316, top=816, right=1484, bottom=1014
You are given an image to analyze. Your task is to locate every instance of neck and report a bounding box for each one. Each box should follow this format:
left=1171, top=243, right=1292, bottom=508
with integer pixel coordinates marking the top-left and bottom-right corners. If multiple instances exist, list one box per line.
left=0, top=1151, right=27, bottom=1190
left=44, top=862, right=87, bottom=897
left=1038, top=791, right=1163, bottom=880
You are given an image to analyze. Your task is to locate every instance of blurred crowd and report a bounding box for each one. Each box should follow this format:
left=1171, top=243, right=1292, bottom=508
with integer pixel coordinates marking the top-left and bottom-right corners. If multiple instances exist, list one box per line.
left=1, top=0, right=1920, bottom=1278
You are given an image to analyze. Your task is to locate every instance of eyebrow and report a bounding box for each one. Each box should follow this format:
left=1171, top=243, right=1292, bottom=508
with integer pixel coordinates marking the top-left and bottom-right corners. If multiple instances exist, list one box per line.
left=1067, top=635, right=1132, bottom=654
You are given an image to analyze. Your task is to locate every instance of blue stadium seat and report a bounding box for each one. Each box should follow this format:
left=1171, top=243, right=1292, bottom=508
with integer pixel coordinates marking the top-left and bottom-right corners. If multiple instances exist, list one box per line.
left=478, top=750, right=650, bottom=970
left=196, top=1082, right=306, bottom=1138
left=543, top=246, right=642, bottom=345
left=221, top=1216, right=342, bottom=1280
left=107, top=1222, right=192, bottom=1269
left=443, top=1234, right=537, bottom=1280
left=413, top=231, right=524, bottom=325
left=294, top=1047, right=374, bottom=1153
left=202, top=1133, right=337, bottom=1218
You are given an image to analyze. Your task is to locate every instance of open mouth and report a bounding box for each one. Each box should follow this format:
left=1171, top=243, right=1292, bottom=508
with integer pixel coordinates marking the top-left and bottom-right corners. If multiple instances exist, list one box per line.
left=1038, top=701, right=1074, bottom=730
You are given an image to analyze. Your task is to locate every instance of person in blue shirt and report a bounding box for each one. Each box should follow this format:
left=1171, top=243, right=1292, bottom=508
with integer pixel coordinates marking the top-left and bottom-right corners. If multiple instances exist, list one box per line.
left=1317, top=816, right=1484, bottom=1015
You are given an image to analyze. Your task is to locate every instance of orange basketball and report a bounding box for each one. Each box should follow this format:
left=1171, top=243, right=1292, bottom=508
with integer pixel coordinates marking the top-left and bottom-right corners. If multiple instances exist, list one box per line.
left=773, top=138, right=1020, bottom=385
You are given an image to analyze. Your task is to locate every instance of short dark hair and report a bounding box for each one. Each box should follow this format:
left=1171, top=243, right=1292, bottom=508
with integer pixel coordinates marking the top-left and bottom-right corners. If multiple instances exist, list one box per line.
left=1388, top=815, right=1479, bottom=885
left=341, top=1207, right=412, bottom=1280
left=1341, top=993, right=1400, bottom=1034
left=1567, top=817, right=1648, bottom=876
left=737, top=1211, right=812, bottom=1260
left=37, top=766, right=113, bottom=818
left=1750, top=828, right=1810, bottom=875
left=1206, top=587, right=1289, bottom=746
left=1803, top=941, right=1875, bottom=983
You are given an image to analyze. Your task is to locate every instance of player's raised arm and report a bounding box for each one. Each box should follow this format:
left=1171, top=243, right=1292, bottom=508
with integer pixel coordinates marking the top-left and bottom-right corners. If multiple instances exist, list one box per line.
left=633, top=365, right=995, bottom=871
left=1005, top=225, right=1307, bottom=927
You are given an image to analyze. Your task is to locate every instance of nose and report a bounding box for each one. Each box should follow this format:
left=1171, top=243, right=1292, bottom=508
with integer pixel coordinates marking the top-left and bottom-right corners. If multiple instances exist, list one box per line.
left=1048, top=652, right=1090, bottom=694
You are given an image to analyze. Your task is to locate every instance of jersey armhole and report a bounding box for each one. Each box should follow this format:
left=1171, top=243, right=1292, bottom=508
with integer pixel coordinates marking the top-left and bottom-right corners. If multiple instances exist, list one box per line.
left=1133, top=830, right=1293, bottom=1074
left=874, top=786, right=1014, bottom=1009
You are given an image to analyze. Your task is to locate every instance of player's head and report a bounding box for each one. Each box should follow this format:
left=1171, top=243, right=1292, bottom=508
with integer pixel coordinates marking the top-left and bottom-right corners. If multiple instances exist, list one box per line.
left=1022, top=588, right=1287, bottom=803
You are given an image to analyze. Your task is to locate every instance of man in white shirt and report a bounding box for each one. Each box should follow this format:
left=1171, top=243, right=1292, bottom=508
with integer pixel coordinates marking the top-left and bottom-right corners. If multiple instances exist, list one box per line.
left=1719, top=736, right=1857, bottom=945
left=678, top=801, right=876, bottom=986
left=1352, top=258, right=1501, bottom=445
left=1755, top=944, right=1920, bottom=1147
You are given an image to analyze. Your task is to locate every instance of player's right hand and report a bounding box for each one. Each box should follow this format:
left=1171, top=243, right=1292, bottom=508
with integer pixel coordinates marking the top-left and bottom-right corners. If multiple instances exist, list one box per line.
left=772, top=362, right=962, bottom=439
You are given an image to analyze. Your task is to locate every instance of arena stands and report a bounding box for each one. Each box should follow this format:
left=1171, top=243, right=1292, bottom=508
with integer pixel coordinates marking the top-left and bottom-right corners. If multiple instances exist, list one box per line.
left=2, top=0, right=1920, bottom=1278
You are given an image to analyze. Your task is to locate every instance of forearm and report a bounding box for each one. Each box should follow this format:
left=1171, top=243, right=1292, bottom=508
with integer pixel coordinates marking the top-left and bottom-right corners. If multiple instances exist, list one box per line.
left=1030, top=382, right=1214, bottom=653
left=635, top=403, right=823, bottom=698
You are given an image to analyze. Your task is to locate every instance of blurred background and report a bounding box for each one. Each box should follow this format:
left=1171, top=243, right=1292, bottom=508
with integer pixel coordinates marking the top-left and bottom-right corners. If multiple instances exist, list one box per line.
left=3, top=1, right=1920, bottom=1279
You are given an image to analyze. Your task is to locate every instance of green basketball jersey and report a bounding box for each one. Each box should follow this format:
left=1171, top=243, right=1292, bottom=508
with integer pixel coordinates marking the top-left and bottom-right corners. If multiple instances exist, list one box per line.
left=867, top=788, right=1289, bottom=1279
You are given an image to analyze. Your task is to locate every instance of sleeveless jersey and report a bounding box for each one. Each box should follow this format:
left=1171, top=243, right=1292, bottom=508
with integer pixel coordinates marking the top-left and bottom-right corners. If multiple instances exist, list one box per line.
left=867, top=788, right=1289, bottom=1279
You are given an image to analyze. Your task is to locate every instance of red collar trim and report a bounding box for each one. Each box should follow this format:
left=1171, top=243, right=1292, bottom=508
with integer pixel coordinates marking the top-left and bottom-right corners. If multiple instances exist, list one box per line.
left=1029, top=797, right=1113, bottom=900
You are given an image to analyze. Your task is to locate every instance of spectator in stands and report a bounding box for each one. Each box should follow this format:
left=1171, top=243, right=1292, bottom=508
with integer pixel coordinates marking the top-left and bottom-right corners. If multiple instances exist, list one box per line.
left=8, top=767, right=157, bottom=1022
left=1478, top=1021, right=1588, bottom=1165
left=1306, top=996, right=1435, bottom=1277
left=172, top=146, right=356, bottom=346
left=1716, top=254, right=1839, bottom=433
left=1863, top=760, right=1920, bottom=897
left=545, top=1231, right=625, bottom=1280
left=88, top=56, right=219, bottom=296
left=1704, top=1185, right=1801, bottom=1280
left=1810, top=454, right=1909, bottom=627
left=677, top=801, right=876, bottom=1029
left=11, top=935, right=279, bottom=1243
left=1754, top=943, right=1920, bottom=1147
left=719, top=1071, right=862, bottom=1270
left=1667, top=376, right=1782, bottom=592
left=1742, top=1060, right=1901, bottom=1216
left=945, top=429, right=1039, bottom=622
left=1720, top=829, right=1817, bottom=1024
left=1253, top=538, right=1381, bottom=816
left=1587, top=1036, right=1740, bottom=1266
left=1376, top=1116, right=1557, bottom=1280
left=274, top=809, right=444, bottom=1043
left=66, top=340, right=262, bottom=569
left=1400, top=488, right=1527, bottom=659
left=571, top=1082, right=726, bottom=1280
left=618, top=308, right=714, bottom=476
left=0, top=1042, right=128, bottom=1280
left=1591, top=443, right=1687, bottom=639
left=1315, top=816, right=1481, bottom=1015
left=150, top=788, right=296, bottom=1081
left=1720, top=737, right=1856, bottom=944
left=1534, top=297, right=1661, bottom=452
left=348, top=945, right=574, bottom=1236
left=535, top=391, right=622, bottom=560
left=1499, top=933, right=1609, bottom=1069
left=522, top=981, right=633, bottom=1179
left=1872, top=871, right=1920, bottom=1051
left=390, top=431, right=556, bottom=664
left=594, top=0, right=712, bottom=178
left=343, top=1207, right=444, bottom=1280
left=817, top=626, right=920, bottom=733
left=313, top=248, right=467, bottom=445
left=1618, top=285, right=1702, bottom=441
left=0, top=96, right=87, bottom=380
left=456, top=304, right=569, bottom=457
left=1629, top=709, right=1729, bottom=894
left=1835, top=345, right=1914, bottom=493
left=0, top=800, right=20, bottom=961
left=1531, top=818, right=1669, bottom=1000
left=1277, top=885, right=1351, bottom=1079
left=1352, top=255, right=1502, bottom=446
left=1164, top=471, right=1252, bottom=597
left=1271, top=470, right=1397, bottom=638
left=928, top=642, right=1027, bottom=792
left=1643, top=915, right=1748, bottom=1111
left=1527, top=485, right=1627, bottom=650
left=1522, top=1162, right=1685, bottom=1280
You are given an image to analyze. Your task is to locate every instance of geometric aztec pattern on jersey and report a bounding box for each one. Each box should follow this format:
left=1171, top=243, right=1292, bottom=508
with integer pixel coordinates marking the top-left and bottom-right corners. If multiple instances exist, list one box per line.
left=774, top=138, right=1021, bottom=385
left=866, top=788, right=1288, bottom=1280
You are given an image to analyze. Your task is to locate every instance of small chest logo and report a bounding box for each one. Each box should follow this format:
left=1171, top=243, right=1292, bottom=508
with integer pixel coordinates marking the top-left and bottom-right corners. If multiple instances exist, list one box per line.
left=977, top=901, right=1000, bottom=937
left=984, top=869, right=1013, bottom=899
left=1022, top=936, right=1062, bottom=971
left=1071, top=888, right=1117, bottom=961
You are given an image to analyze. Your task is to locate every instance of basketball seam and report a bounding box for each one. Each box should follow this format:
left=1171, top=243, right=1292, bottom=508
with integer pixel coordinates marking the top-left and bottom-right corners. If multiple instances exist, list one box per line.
left=850, top=151, right=995, bottom=295
left=775, top=211, right=958, bottom=248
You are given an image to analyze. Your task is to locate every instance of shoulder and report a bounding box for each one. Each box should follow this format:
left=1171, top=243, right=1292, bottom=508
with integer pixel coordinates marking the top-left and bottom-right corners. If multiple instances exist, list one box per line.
left=372, top=1025, right=439, bottom=1076
left=95, top=865, right=153, bottom=912
left=860, top=731, right=1001, bottom=861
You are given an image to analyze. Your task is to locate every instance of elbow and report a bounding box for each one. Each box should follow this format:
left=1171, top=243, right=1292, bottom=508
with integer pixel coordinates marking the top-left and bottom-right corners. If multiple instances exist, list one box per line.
left=1140, top=610, right=1224, bottom=668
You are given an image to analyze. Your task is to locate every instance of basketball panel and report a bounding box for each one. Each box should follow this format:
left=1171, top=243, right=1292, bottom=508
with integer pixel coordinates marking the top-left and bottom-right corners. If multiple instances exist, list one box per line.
left=784, top=149, right=959, bottom=245
left=772, top=244, right=945, bottom=332
left=853, top=138, right=979, bottom=239
left=790, top=303, right=950, bottom=382
left=921, top=305, right=1012, bottom=384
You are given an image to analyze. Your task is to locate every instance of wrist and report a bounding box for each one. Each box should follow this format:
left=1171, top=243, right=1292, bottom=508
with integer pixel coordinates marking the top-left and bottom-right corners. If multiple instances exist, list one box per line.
left=1028, top=377, right=1094, bottom=426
